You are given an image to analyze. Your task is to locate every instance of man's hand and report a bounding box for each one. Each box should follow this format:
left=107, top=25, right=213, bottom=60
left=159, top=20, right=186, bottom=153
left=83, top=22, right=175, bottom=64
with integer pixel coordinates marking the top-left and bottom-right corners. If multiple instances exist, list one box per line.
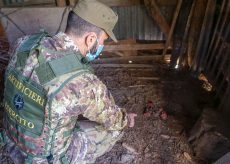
left=127, top=113, right=137, bottom=128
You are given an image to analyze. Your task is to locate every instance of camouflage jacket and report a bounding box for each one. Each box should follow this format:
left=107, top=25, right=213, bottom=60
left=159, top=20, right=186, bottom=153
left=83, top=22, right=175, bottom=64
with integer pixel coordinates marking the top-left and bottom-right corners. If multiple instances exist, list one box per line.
left=5, top=32, right=128, bottom=159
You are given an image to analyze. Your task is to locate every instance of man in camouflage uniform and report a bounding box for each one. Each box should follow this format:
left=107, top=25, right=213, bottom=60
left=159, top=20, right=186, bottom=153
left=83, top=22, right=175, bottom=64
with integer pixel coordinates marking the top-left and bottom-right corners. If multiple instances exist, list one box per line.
left=0, top=0, right=136, bottom=163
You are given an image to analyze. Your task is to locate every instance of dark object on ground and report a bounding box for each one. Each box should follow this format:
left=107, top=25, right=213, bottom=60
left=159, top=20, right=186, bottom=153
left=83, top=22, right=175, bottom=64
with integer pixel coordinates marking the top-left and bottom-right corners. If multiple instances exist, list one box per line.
left=189, top=108, right=230, bottom=162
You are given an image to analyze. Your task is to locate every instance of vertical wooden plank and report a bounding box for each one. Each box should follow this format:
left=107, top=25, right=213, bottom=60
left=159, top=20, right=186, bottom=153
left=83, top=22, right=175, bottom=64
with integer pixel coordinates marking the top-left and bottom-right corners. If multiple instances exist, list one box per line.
left=195, top=0, right=216, bottom=72
left=191, top=0, right=215, bottom=72
left=214, top=46, right=230, bottom=86
left=215, top=55, right=230, bottom=98
left=0, top=21, right=10, bottom=72
left=210, top=40, right=228, bottom=80
left=219, top=83, right=230, bottom=115
left=56, top=0, right=66, bottom=7
left=209, top=21, right=230, bottom=83
left=69, top=0, right=77, bottom=6
left=178, top=0, right=196, bottom=67
left=170, top=0, right=194, bottom=67
left=187, top=0, right=208, bottom=67
left=0, top=0, right=4, bottom=7
left=205, top=0, right=230, bottom=73
left=98, top=0, right=142, bottom=6
left=162, top=0, right=183, bottom=59
left=202, top=0, right=227, bottom=70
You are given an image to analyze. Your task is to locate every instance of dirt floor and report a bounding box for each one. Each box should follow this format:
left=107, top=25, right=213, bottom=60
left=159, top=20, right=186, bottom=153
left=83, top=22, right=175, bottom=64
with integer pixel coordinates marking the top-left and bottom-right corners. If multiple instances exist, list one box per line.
left=94, top=61, right=216, bottom=164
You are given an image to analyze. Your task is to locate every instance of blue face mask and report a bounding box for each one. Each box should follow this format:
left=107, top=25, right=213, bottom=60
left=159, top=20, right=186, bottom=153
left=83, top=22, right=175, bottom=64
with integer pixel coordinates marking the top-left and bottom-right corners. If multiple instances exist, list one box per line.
left=86, top=39, right=104, bottom=62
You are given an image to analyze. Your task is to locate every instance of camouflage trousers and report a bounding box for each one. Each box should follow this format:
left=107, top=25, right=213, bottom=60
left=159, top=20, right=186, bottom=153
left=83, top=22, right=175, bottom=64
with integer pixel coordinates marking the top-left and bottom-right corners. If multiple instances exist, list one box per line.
left=0, top=121, right=123, bottom=164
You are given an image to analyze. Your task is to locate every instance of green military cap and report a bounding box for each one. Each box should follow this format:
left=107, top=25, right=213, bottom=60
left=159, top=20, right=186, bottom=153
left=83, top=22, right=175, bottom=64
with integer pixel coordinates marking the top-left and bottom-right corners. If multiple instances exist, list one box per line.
left=73, top=0, right=118, bottom=42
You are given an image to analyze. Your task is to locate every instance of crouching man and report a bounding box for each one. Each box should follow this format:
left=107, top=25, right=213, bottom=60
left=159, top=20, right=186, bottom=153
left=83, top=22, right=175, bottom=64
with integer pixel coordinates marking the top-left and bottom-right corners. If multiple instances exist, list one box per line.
left=0, top=0, right=136, bottom=163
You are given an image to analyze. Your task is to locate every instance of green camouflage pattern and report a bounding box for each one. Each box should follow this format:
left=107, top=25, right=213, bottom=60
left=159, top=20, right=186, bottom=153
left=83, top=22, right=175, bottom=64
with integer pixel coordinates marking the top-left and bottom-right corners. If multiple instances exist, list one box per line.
left=1, top=32, right=128, bottom=163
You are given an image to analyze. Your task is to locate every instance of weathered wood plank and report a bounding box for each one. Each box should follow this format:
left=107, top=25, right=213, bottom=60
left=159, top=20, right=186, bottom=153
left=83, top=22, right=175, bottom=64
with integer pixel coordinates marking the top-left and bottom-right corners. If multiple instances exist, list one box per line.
left=69, top=0, right=77, bottom=6
left=92, top=64, right=155, bottom=68
left=187, top=0, right=208, bottom=67
left=216, top=65, right=230, bottom=98
left=203, top=0, right=228, bottom=71
left=210, top=40, right=229, bottom=84
left=218, top=83, right=230, bottom=116
left=192, top=0, right=216, bottom=73
left=178, top=0, right=196, bottom=67
left=169, top=0, right=194, bottom=68
left=104, top=43, right=165, bottom=51
left=144, top=0, right=170, bottom=37
left=93, top=55, right=171, bottom=63
left=0, top=0, right=4, bottom=7
left=1, top=0, right=55, bottom=7
left=205, top=0, right=230, bottom=73
left=156, top=0, right=178, bottom=6
left=106, top=39, right=138, bottom=57
left=98, top=0, right=141, bottom=6
left=162, top=0, right=183, bottom=58
left=56, top=0, right=66, bottom=7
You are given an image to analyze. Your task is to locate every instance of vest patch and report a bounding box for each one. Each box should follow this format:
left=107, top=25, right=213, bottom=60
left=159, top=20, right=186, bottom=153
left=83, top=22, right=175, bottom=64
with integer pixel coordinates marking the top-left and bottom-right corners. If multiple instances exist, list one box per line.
left=8, top=74, right=45, bottom=107
left=13, top=94, right=24, bottom=110
left=4, top=68, right=46, bottom=136
left=5, top=102, right=35, bottom=129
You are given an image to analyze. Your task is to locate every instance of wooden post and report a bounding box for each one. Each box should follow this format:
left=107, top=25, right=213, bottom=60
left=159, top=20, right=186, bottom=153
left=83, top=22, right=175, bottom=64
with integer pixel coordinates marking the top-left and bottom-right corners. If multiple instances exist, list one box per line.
left=214, top=44, right=230, bottom=86
left=162, top=0, right=183, bottom=59
left=0, top=0, right=4, bottom=7
left=218, top=83, right=230, bottom=116
left=205, top=0, right=230, bottom=74
left=178, top=0, right=196, bottom=67
left=187, top=0, right=209, bottom=67
left=56, top=0, right=66, bottom=7
left=69, top=0, right=77, bottom=6
left=192, top=0, right=216, bottom=73
left=98, top=0, right=141, bottom=6
left=210, top=32, right=229, bottom=80
left=215, top=48, right=230, bottom=98
left=202, top=0, right=227, bottom=71
left=144, top=0, right=170, bottom=37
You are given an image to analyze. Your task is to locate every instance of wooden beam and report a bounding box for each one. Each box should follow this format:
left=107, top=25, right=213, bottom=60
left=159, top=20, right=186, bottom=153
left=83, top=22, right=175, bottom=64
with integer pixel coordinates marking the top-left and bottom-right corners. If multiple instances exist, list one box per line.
left=106, top=39, right=138, bottom=57
left=144, top=0, right=170, bottom=37
left=92, top=64, right=155, bottom=68
left=56, top=0, right=66, bottom=7
left=187, top=0, right=209, bottom=68
left=192, top=0, right=216, bottom=73
left=69, top=0, right=77, bottom=6
left=93, top=55, right=171, bottom=63
left=0, top=0, right=4, bottom=7
left=98, top=0, right=141, bottom=6
left=205, top=0, right=230, bottom=73
left=214, top=46, right=230, bottom=86
left=219, top=84, right=230, bottom=116
left=1, top=0, right=55, bottom=7
left=178, top=0, right=196, bottom=67
left=137, top=77, right=160, bottom=80
left=162, top=0, right=183, bottom=58
left=156, top=0, right=178, bottom=6
left=104, top=43, right=165, bottom=51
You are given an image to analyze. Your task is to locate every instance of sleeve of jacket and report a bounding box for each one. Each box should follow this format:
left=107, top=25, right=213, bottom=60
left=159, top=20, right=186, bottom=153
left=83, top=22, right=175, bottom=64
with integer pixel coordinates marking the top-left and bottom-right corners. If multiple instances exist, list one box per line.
left=81, top=74, right=128, bottom=131
left=51, top=73, right=128, bottom=131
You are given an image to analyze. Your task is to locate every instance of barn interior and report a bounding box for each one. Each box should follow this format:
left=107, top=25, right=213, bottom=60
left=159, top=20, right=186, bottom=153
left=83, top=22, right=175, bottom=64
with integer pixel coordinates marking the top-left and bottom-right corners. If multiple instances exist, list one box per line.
left=0, top=0, right=230, bottom=163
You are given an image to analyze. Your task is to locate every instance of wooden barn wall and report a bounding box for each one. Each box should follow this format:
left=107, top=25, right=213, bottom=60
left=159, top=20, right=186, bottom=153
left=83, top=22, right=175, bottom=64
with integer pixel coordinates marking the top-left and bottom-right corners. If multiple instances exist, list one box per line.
left=187, top=0, right=230, bottom=115
left=0, top=5, right=170, bottom=45
left=205, top=0, right=230, bottom=115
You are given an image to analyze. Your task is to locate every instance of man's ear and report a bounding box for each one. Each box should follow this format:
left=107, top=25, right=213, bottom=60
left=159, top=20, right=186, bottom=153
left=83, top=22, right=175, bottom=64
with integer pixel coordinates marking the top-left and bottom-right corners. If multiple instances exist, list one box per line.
left=85, top=32, right=97, bottom=49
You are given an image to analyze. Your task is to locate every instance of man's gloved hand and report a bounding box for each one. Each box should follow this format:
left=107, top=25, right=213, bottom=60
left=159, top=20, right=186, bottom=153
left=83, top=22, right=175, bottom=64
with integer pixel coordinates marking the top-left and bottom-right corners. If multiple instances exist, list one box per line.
left=127, top=113, right=137, bottom=128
